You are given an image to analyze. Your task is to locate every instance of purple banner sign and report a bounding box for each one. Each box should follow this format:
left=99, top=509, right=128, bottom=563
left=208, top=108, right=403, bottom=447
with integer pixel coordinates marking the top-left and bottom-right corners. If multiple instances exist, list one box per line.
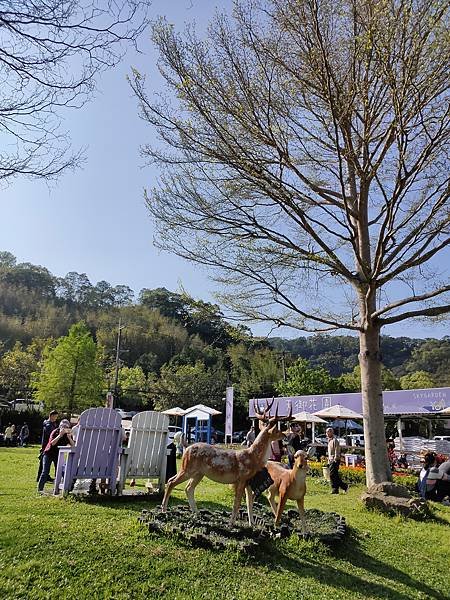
left=248, top=387, right=450, bottom=417
left=225, top=386, right=234, bottom=438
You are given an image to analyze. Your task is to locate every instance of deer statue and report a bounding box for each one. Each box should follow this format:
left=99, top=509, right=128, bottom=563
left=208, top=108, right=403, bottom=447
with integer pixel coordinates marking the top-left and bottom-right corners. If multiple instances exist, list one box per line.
left=161, top=398, right=292, bottom=525
left=266, top=449, right=308, bottom=531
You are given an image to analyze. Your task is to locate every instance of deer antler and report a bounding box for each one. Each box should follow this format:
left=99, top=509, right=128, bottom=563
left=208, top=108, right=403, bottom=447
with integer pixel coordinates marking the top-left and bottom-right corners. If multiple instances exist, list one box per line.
left=268, top=400, right=293, bottom=425
left=253, top=398, right=275, bottom=422
left=254, top=398, right=293, bottom=426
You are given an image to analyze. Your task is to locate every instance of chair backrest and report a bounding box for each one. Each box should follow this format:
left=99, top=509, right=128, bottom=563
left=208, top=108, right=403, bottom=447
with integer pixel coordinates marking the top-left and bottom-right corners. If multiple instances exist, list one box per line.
left=125, top=411, right=169, bottom=478
left=72, top=408, right=122, bottom=479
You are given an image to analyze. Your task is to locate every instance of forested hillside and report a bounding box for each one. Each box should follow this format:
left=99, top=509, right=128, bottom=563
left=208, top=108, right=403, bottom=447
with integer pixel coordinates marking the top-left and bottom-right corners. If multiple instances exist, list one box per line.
left=0, top=250, right=448, bottom=427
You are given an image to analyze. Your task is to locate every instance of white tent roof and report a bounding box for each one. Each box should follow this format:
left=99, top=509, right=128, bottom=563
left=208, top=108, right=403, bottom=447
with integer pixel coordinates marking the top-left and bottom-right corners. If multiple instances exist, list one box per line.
left=162, top=406, right=187, bottom=416
left=314, top=404, right=363, bottom=419
left=183, top=403, right=222, bottom=417
left=292, top=411, right=327, bottom=423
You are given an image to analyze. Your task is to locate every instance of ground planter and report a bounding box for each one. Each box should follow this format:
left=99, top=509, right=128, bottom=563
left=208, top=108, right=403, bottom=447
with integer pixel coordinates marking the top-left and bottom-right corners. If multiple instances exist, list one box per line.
left=139, top=504, right=346, bottom=553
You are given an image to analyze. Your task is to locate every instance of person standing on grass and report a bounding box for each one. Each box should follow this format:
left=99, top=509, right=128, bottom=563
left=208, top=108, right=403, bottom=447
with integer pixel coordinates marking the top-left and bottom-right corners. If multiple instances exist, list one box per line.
left=19, top=422, right=30, bottom=447
left=245, top=425, right=256, bottom=447
left=37, top=419, right=74, bottom=493
left=36, top=410, right=59, bottom=482
left=4, top=423, right=14, bottom=447
left=326, top=427, right=348, bottom=494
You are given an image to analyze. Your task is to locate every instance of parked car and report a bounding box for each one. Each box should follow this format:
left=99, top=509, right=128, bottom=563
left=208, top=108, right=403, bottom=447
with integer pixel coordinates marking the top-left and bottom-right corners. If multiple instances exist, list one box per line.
left=168, top=425, right=182, bottom=445
left=348, top=434, right=365, bottom=447
left=115, top=408, right=137, bottom=420
left=8, top=399, right=43, bottom=412
left=434, top=435, right=450, bottom=441
left=232, top=430, right=247, bottom=443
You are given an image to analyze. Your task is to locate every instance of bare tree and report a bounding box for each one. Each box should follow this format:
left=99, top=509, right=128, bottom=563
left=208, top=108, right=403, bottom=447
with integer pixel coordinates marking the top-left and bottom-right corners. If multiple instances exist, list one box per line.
left=0, top=1, right=148, bottom=182
left=131, top=0, right=450, bottom=485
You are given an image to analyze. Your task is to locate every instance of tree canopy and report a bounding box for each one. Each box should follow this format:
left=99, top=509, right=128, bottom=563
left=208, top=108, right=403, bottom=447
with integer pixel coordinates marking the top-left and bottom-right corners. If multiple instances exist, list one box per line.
left=0, top=1, right=148, bottom=182
left=33, top=322, right=104, bottom=414
left=132, top=0, right=450, bottom=485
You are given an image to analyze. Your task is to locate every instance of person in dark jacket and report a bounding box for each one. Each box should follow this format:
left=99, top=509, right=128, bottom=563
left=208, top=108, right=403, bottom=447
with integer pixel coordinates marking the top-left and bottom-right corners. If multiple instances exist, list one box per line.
left=36, top=410, right=59, bottom=482
left=37, top=419, right=74, bottom=493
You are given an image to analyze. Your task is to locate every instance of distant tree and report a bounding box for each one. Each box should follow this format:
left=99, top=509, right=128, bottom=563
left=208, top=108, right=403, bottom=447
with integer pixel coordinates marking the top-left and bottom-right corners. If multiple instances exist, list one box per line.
left=400, top=371, right=435, bottom=390
left=0, top=342, right=38, bottom=398
left=134, top=0, right=450, bottom=485
left=0, top=251, right=17, bottom=269
left=0, top=1, right=148, bottom=182
left=110, top=365, right=149, bottom=409
left=403, top=339, right=450, bottom=387
left=228, top=343, right=283, bottom=400
left=277, top=358, right=338, bottom=397
left=339, top=366, right=400, bottom=392
left=139, top=288, right=189, bottom=321
left=57, top=272, right=93, bottom=304
left=151, top=361, right=227, bottom=412
left=1, top=263, right=56, bottom=297
left=112, top=285, right=135, bottom=307
left=34, top=322, right=104, bottom=414
left=95, top=305, right=190, bottom=369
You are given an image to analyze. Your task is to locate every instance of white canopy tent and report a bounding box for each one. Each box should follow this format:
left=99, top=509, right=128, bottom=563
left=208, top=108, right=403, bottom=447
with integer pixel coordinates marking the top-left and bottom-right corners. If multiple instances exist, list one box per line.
left=292, top=411, right=327, bottom=442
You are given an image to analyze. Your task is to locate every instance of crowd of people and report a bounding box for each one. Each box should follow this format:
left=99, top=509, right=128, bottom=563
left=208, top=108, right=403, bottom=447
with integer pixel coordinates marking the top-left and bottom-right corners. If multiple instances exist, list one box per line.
left=0, top=422, right=30, bottom=446
left=3, top=408, right=450, bottom=507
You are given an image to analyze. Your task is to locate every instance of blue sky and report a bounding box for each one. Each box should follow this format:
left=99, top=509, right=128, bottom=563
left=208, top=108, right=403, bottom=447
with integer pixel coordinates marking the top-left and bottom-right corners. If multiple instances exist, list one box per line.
left=1, top=0, right=447, bottom=340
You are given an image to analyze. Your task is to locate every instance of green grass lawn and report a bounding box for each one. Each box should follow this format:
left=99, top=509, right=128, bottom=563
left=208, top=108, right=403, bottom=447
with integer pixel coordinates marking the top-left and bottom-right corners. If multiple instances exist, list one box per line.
left=1, top=446, right=449, bottom=600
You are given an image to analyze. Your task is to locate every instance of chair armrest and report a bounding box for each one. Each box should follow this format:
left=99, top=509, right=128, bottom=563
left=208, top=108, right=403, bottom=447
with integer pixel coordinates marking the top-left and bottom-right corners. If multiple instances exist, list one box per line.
left=58, top=445, right=75, bottom=453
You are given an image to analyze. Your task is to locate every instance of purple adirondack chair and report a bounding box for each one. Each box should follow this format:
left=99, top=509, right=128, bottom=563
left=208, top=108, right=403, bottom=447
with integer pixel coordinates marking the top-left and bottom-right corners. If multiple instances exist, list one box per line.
left=54, top=407, right=122, bottom=496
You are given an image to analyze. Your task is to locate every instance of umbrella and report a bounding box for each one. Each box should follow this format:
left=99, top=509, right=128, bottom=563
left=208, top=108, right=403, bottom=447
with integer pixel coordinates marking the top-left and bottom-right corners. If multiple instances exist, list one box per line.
left=314, top=404, right=363, bottom=419
left=292, top=411, right=327, bottom=443
left=315, top=404, right=363, bottom=437
left=162, top=406, right=187, bottom=427
left=330, top=418, right=363, bottom=431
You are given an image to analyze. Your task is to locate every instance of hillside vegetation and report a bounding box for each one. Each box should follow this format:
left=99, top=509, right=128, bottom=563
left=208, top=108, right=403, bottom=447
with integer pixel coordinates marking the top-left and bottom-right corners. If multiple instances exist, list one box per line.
left=0, top=250, right=449, bottom=427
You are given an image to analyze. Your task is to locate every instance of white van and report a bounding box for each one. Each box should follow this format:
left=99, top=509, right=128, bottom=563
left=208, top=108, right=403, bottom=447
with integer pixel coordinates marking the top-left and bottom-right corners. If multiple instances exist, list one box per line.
left=348, top=434, right=364, bottom=447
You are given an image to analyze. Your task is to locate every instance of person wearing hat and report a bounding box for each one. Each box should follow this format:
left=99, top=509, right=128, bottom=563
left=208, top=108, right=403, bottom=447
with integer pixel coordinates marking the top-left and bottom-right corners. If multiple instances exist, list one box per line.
left=37, top=419, right=74, bottom=493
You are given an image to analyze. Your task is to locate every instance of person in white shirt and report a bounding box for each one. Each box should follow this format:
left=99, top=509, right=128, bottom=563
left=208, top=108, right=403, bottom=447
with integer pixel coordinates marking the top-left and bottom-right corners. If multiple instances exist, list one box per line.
left=326, top=427, right=348, bottom=494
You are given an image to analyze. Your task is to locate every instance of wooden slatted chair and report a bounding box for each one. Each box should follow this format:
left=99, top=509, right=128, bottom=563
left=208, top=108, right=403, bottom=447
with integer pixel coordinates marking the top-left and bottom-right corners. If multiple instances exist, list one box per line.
left=117, top=411, right=169, bottom=495
left=54, top=407, right=122, bottom=496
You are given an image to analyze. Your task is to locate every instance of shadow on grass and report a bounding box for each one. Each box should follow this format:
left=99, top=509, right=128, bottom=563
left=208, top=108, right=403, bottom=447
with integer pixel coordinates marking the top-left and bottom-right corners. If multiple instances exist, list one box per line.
left=254, top=525, right=446, bottom=600
left=63, top=491, right=447, bottom=600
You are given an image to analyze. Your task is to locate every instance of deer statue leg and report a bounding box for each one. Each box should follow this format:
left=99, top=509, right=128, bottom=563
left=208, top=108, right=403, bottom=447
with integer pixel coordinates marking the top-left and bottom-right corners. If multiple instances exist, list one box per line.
left=185, top=474, right=204, bottom=513
left=267, top=485, right=278, bottom=517
left=274, top=487, right=288, bottom=526
left=296, top=496, right=307, bottom=532
left=244, top=485, right=255, bottom=526
left=161, top=470, right=190, bottom=511
left=230, top=481, right=246, bottom=525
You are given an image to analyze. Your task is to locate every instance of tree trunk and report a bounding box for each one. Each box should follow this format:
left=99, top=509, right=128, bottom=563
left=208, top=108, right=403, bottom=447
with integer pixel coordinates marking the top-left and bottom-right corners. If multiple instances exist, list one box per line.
left=359, top=324, right=391, bottom=486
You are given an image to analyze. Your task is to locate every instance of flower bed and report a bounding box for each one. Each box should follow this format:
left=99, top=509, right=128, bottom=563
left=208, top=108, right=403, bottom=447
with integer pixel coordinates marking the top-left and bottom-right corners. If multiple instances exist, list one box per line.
left=307, top=461, right=417, bottom=490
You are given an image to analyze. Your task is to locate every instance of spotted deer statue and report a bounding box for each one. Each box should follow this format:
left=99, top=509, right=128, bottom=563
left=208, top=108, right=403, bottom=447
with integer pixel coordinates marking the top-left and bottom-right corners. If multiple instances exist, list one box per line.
left=161, top=398, right=292, bottom=525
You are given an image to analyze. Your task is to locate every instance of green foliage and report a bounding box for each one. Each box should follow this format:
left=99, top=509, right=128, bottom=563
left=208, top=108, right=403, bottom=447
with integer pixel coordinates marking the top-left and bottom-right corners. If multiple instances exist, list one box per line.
left=229, top=343, right=283, bottom=400
left=403, top=339, right=450, bottom=387
left=33, top=322, right=104, bottom=414
left=338, top=366, right=400, bottom=392
left=0, top=342, right=38, bottom=398
left=400, top=370, right=436, bottom=390
left=110, top=365, right=150, bottom=409
left=151, top=360, right=227, bottom=412
left=277, top=358, right=339, bottom=396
